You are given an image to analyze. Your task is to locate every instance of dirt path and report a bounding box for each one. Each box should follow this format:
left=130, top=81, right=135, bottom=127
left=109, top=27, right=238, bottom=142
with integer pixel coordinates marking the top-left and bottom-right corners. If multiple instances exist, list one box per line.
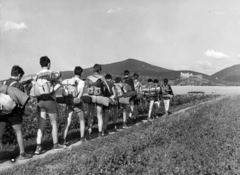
left=0, top=96, right=225, bottom=172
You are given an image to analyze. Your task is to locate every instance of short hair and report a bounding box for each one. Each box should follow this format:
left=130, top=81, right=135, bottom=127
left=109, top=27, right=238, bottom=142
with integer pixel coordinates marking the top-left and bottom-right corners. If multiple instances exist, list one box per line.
left=93, top=64, right=102, bottom=73
left=105, top=74, right=112, bottom=80
left=163, top=78, right=168, bottom=83
left=153, top=79, right=159, bottom=83
left=115, top=77, right=122, bottom=83
left=74, top=66, right=83, bottom=76
left=40, top=56, right=50, bottom=67
left=124, top=70, right=130, bottom=76
left=11, top=65, right=25, bottom=77
left=148, top=79, right=153, bottom=83
left=133, top=73, right=139, bottom=79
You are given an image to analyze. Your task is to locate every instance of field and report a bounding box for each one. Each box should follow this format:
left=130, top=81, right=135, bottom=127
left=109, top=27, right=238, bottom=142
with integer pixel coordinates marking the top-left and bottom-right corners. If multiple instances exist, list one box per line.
left=6, top=95, right=239, bottom=175
left=172, top=86, right=240, bottom=95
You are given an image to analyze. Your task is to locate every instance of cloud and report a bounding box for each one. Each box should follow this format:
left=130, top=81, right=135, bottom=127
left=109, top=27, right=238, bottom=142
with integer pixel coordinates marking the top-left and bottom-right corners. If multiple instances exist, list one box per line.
left=197, top=61, right=215, bottom=70
left=0, top=20, right=27, bottom=32
left=107, top=8, right=123, bottom=14
left=0, top=4, right=2, bottom=8
left=204, top=49, right=230, bottom=59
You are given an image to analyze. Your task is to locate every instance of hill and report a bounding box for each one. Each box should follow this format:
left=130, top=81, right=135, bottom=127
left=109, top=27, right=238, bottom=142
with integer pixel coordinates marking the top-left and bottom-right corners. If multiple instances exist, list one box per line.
left=211, top=64, right=240, bottom=83
left=61, top=58, right=215, bottom=82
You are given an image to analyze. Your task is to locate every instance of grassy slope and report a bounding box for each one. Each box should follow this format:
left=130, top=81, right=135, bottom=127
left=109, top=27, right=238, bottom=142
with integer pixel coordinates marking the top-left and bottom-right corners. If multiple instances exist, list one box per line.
left=2, top=95, right=237, bottom=175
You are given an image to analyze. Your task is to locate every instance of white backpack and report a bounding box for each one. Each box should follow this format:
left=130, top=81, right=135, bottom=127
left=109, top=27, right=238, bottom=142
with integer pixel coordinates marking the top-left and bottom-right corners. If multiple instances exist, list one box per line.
left=30, top=78, right=54, bottom=98
left=62, top=78, right=79, bottom=98
left=0, top=81, right=18, bottom=115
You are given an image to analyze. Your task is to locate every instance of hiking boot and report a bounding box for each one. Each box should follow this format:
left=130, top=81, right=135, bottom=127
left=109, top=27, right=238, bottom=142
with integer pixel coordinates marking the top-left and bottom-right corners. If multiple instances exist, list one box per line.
left=102, top=129, right=109, bottom=136
left=112, top=125, right=118, bottom=132
left=85, top=127, right=92, bottom=140
left=18, top=152, right=32, bottom=160
left=53, top=143, right=66, bottom=150
left=35, top=145, right=42, bottom=155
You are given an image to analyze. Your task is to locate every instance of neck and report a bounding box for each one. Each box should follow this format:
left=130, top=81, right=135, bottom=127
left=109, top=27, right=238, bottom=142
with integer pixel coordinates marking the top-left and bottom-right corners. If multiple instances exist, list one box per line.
left=10, top=76, right=18, bottom=80
left=42, top=67, right=49, bottom=70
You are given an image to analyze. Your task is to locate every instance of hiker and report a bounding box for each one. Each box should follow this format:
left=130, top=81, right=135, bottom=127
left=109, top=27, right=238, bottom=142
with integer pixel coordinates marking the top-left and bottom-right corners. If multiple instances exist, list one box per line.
left=86, top=64, right=110, bottom=138
left=62, top=66, right=86, bottom=145
left=123, top=70, right=136, bottom=124
left=0, top=65, right=32, bottom=160
left=133, top=73, right=143, bottom=120
left=114, top=77, right=129, bottom=128
left=142, top=79, right=160, bottom=121
left=34, top=56, right=66, bottom=155
left=160, top=78, right=174, bottom=116
left=153, top=79, right=161, bottom=116
left=102, top=74, right=118, bottom=134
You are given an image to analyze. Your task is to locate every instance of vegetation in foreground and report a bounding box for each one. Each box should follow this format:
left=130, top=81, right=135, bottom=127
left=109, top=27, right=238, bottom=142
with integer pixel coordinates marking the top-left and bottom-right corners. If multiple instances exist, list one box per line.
left=1, top=94, right=234, bottom=174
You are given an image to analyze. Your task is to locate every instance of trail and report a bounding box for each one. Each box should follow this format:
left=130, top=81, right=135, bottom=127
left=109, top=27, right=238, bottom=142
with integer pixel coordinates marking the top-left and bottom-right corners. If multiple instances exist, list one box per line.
left=0, top=96, right=225, bottom=172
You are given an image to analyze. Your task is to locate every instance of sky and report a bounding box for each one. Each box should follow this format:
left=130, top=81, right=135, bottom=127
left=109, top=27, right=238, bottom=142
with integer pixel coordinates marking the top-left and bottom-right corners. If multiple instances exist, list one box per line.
left=1, top=0, right=240, bottom=79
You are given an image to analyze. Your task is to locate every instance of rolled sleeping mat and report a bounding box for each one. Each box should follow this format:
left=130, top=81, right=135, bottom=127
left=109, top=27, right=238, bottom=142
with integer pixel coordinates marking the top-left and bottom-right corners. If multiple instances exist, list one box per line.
left=91, top=96, right=110, bottom=106
left=118, top=97, right=130, bottom=105
left=142, top=87, right=160, bottom=92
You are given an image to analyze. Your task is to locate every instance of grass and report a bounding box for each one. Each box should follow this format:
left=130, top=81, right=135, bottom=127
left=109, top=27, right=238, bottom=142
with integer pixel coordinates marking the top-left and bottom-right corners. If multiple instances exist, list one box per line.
left=0, top=94, right=228, bottom=174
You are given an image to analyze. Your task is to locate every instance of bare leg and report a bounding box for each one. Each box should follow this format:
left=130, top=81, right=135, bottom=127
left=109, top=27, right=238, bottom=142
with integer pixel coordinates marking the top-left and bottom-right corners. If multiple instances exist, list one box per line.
left=148, top=100, right=154, bottom=119
left=48, top=113, right=59, bottom=144
left=87, top=104, right=94, bottom=128
left=12, top=124, right=25, bottom=154
left=77, top=111, right=85, bottom=138
left=103, top=108, right=110, bottom=130
left=96, top=105, right=103, bottom=132
left=36, top=109, right=47, bottom=145
left=63, top=108, right=73, bottom=141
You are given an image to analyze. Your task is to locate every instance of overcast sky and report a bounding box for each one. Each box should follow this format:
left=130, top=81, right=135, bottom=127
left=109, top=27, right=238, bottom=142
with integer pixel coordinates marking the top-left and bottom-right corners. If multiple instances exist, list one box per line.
left=1, top=0, right=240, bottom=79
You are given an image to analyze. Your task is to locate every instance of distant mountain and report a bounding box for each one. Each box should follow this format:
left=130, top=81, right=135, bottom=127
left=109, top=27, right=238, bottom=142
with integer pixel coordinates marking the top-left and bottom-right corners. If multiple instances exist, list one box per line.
left=211, top=64, right=240, bottom=83
left=61, top=58, right=215, bottom=82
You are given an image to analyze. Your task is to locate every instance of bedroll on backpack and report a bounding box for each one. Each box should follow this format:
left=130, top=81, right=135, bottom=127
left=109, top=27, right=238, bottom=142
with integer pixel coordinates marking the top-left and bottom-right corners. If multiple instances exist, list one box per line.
left=30, top=79, right=54, bottom=99
left=0, top=93, right=16, bottom=115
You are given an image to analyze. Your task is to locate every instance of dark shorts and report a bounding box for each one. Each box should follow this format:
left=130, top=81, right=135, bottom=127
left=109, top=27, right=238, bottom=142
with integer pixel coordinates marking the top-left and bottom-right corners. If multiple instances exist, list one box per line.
left=37, top=98, right=58, bottom=114
left=147, top=96, right=158, bottom=102
left=0, top=108, right=23, bottom=125
left=66, top=103, right=84, bottom=114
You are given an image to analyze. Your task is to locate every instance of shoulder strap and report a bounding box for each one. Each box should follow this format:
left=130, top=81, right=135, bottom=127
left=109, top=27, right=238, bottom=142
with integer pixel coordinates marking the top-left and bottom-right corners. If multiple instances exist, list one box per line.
left=9, top=81, right=17, bottom=87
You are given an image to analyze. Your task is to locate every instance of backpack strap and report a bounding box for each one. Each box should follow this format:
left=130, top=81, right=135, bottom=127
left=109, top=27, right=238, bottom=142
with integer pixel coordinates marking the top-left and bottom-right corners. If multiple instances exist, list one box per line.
left=9, top=81, right=17, bottom=87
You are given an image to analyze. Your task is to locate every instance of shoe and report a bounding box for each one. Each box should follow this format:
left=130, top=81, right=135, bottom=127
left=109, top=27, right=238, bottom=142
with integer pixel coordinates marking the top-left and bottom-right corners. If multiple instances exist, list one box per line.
left=122, top=123, right=129, bottom=129
left=112, top=125, right=118, bottom=132
left=63, top=140, right=69, bottom=146
left=35, top=145, right=42, bottom=155
left=127, top=118, right=134, bottom=125
left=98, top=132, right=103, bottom=137
left=147, top=118, right=153, bottom=122
left=53, top=143, right=66, bottom=150
left=102, top=129, right=109, bottom=136
left=80, top=137, right=86, bottom=143
left=18, top=152, right=32, bottom=160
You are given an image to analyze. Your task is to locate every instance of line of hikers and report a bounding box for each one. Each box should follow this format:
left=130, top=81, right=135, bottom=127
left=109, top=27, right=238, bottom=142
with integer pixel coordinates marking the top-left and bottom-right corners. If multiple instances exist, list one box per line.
left=0, top=56, right=174, bottom=160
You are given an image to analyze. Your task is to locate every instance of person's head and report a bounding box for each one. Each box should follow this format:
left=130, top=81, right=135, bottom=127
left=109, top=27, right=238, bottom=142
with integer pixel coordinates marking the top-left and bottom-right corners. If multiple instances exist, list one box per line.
left=163, top=78, right=168, bottom=85
left=74, top=66, right=83, bottom=76
left=40, top=56, right=51, bottom=69
left=115, top=77, right=122, bottom=83
left=153, top=79, right=159, bottom=84
left=148, top=78, right=153, bottom=84
left=133, top=73, right=139, bottom=80
left=11, top=65, right=25, bottom=80
left=124, top=70, right=130, bottom=77
left=105, top=74, right=112, bottom=81
left=93, top=64, right=102, bottom=73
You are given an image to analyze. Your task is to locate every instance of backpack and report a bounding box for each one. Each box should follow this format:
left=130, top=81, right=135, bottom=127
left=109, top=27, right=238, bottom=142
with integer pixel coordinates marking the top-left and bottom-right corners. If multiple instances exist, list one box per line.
left=161, top=84, right=171, bottom=95
left=30, top=77, right=54, bottom=99
left=114, top=83, right=124, bottom=97
left=0, top=83, right=17, bottom=115
left=86, top=75, right=104, bottom=96
left=142, top=84, right=158, bottom=98
left=62, top=78, right=79, bottom=98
